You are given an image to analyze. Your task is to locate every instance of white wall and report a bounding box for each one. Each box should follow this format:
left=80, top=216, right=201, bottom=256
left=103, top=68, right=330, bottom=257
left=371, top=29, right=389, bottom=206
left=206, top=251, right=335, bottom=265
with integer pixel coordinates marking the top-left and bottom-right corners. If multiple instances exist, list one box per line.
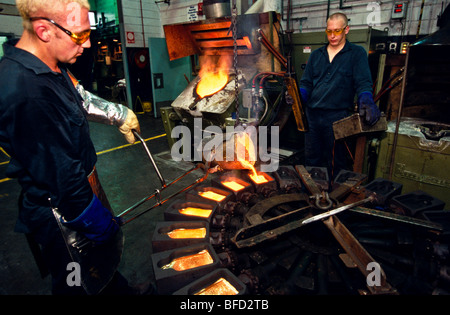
left=121, top=0, right=164, bottom=47
left=280, top=0, right=448, bottom=37
left=2, top=0, right=447, bottom=42
left=154, top=0, right=448, bottom=37
left=158, top=0, right=204, bottom=25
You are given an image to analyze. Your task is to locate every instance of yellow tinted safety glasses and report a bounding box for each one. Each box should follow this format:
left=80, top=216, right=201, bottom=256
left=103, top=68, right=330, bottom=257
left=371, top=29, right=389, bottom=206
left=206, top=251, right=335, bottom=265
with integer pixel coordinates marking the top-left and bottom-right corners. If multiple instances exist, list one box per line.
left=325, top=26, right=347, bottom=36
left=30, top=17, right=91, bottom=45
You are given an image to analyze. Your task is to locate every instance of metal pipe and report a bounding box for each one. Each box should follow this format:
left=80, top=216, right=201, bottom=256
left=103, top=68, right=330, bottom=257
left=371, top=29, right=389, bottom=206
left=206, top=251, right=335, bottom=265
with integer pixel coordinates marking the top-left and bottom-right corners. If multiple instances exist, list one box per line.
left=258, top=29, right=288, bottom=68
left=389, top=45, right=410, bottom=180
left=119, top=165, right=208, bottom=225
left=133, top=130, right=166, bottom=188
left=117, top=162, right=203, bottom=215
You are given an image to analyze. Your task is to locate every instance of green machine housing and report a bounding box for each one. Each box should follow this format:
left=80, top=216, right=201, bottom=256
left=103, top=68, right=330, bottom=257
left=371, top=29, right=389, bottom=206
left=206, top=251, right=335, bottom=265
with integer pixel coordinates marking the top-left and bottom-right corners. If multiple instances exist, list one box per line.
left=374, top=25, right=450, bottom=209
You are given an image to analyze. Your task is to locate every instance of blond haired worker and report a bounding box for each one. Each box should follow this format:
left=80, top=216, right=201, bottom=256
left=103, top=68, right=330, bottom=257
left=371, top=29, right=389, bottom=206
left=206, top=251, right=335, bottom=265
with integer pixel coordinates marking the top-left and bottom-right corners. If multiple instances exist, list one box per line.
left=0, top=0, right=142, bottom=294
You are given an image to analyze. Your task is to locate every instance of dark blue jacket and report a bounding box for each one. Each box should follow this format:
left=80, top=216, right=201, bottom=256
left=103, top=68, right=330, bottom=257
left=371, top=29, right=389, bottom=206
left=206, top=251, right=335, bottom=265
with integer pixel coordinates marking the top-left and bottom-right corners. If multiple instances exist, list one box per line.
left=300, top=40, right=373, bottom=110
left=0, top=40, right=96, bottom=233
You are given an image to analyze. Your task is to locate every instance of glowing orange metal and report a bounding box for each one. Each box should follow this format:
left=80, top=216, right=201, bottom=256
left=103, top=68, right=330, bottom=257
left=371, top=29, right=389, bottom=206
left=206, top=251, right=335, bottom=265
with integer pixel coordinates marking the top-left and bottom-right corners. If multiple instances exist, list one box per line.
left=235, top=133, right=256, bottom=169
left=166, top=228, right=207, bottom=239
left=196, top=56, right=231, bottom=99
left=221, top=181, right=245, bottom=191
left=179, top=207, right=212, bottom=218
left=161, top=249, right=213, bottom=271
left=194, top=278, right=239, bottom=295
left=249, top=173, right=268, bottom=184
left=198, top=191, right=226, bottom=202
left=196, top=71, right=228, bottom=98
left=240, top=157, right=268, bottom=184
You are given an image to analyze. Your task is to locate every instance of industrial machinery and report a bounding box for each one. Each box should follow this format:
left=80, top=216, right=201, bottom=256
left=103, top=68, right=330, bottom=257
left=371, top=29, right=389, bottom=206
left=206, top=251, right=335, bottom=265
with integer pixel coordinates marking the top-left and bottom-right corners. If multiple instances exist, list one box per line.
left=120, top=4, right=450, bottom=296
left=374, top=20, right=450, bottom=207
left=137, top=146, right=450, bottom=295
left=160, top=8, right=307, bottom=154
left=112, top=128, right=450, bottom=295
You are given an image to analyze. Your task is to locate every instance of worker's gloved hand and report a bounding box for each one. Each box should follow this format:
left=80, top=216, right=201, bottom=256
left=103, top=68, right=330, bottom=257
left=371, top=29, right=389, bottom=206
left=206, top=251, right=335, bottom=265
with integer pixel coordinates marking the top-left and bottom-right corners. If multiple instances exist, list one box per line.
left=60, top=195, right=120, bottom=245
left=299, top=87, right=308, bottom=104
left=119, top=108, right=141, bottom=144
left=358, top=92, right=381, bottom=126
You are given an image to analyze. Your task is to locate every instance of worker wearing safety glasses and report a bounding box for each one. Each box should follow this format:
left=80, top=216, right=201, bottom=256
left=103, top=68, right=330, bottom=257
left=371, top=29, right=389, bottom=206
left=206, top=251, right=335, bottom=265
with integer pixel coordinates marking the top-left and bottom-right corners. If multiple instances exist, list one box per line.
left=299, top=12, right=381, bottom=181
left=0, top=0, right=144, bottom=295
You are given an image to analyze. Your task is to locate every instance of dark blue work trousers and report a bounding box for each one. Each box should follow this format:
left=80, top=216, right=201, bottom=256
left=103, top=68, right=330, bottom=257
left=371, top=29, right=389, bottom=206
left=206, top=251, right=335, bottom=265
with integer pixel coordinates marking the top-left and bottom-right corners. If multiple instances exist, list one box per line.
left=304, top=107, right=351, bottom=182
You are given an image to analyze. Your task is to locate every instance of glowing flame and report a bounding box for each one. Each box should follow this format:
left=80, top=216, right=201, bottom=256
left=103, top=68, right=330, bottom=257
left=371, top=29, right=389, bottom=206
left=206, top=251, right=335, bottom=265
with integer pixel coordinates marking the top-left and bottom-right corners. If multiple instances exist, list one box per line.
left=222, top=181, right=245, bottom=191
left=194, top=278, right=239, bottom=295
left=198, top=191, right=227, bottom=202
left=161, top=249, right=213, bottom=271
left=166, top=228, right=207, bottom=239
left=196, top=56, right=231, bottom=98
left=179, top=207, right=212, bottom=218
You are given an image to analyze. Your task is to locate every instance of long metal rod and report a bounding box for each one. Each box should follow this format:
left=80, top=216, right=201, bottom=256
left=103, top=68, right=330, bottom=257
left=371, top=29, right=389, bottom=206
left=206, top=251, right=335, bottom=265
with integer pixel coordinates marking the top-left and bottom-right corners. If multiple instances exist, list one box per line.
left=257, top=29, right=288, bottom=68
left=232, top=195, right=375, bottom=248
left=117, top=129, right=221, bottom=224
left=301, top=195, right=375, bottom=225
left=117, top=164, right=202, bottom=220
left=350, top=206, right=443, bottom=231
left=388, top=46, right=410, bottom=180
left=133, top=130, right=166, bottom=187
left=232, top=205, right=313, bottom=248
left=119, top=169, right=208, bottom=225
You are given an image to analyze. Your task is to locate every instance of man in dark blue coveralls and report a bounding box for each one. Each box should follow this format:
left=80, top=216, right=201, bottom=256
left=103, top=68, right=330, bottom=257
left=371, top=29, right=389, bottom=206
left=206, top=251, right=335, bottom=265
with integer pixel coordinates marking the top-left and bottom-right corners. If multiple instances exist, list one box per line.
left=299, top=12, right=380, bottom=180
left=0, top=0, right=142, bottom=294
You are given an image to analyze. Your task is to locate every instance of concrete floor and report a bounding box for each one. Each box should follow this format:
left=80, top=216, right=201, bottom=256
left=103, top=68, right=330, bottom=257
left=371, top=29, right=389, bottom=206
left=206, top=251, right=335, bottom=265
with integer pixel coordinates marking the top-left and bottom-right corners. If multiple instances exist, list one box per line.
left=0, top=113, right=203, bottom=295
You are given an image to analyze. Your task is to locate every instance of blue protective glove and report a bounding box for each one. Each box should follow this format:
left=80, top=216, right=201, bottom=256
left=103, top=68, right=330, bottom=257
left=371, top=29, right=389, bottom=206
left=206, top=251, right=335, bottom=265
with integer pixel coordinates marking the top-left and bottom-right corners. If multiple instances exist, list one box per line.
left=299, top=87, right=308, bottom=104
left=358, top=92, right=381, bottom=126
left=61, top=194, right=120, bottom=245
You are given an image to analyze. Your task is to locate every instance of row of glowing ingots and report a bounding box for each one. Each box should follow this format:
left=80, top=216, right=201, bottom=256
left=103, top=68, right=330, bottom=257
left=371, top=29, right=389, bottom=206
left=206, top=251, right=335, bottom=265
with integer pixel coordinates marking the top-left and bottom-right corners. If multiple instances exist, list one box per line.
left=152, top=173, right=273, bottom=294
left=177, top=173, right=270, bottom=218
left=156, top=247, right=239, bottom=295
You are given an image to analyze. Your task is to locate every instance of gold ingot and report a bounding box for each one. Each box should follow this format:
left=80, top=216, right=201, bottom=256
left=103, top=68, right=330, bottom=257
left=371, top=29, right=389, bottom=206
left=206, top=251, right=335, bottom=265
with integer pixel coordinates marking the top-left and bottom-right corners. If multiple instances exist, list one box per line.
left=198, top=191, right=226, bottom=202
left=221, top=181, right=245, bottom=192
left=194, top=278, right=239, bottom=295
left=179, top=207, right=212, bottom=218
left=161, top=250, right=213, bottom=271
left=166, top=228, right=207, bottom=239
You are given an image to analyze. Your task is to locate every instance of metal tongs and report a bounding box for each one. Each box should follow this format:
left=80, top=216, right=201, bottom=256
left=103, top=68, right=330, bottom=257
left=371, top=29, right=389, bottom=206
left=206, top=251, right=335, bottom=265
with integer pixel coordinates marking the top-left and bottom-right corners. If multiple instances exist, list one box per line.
left=231, top=194, right=375, bottom=249
left=117, top=130, right=209, bottom=225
